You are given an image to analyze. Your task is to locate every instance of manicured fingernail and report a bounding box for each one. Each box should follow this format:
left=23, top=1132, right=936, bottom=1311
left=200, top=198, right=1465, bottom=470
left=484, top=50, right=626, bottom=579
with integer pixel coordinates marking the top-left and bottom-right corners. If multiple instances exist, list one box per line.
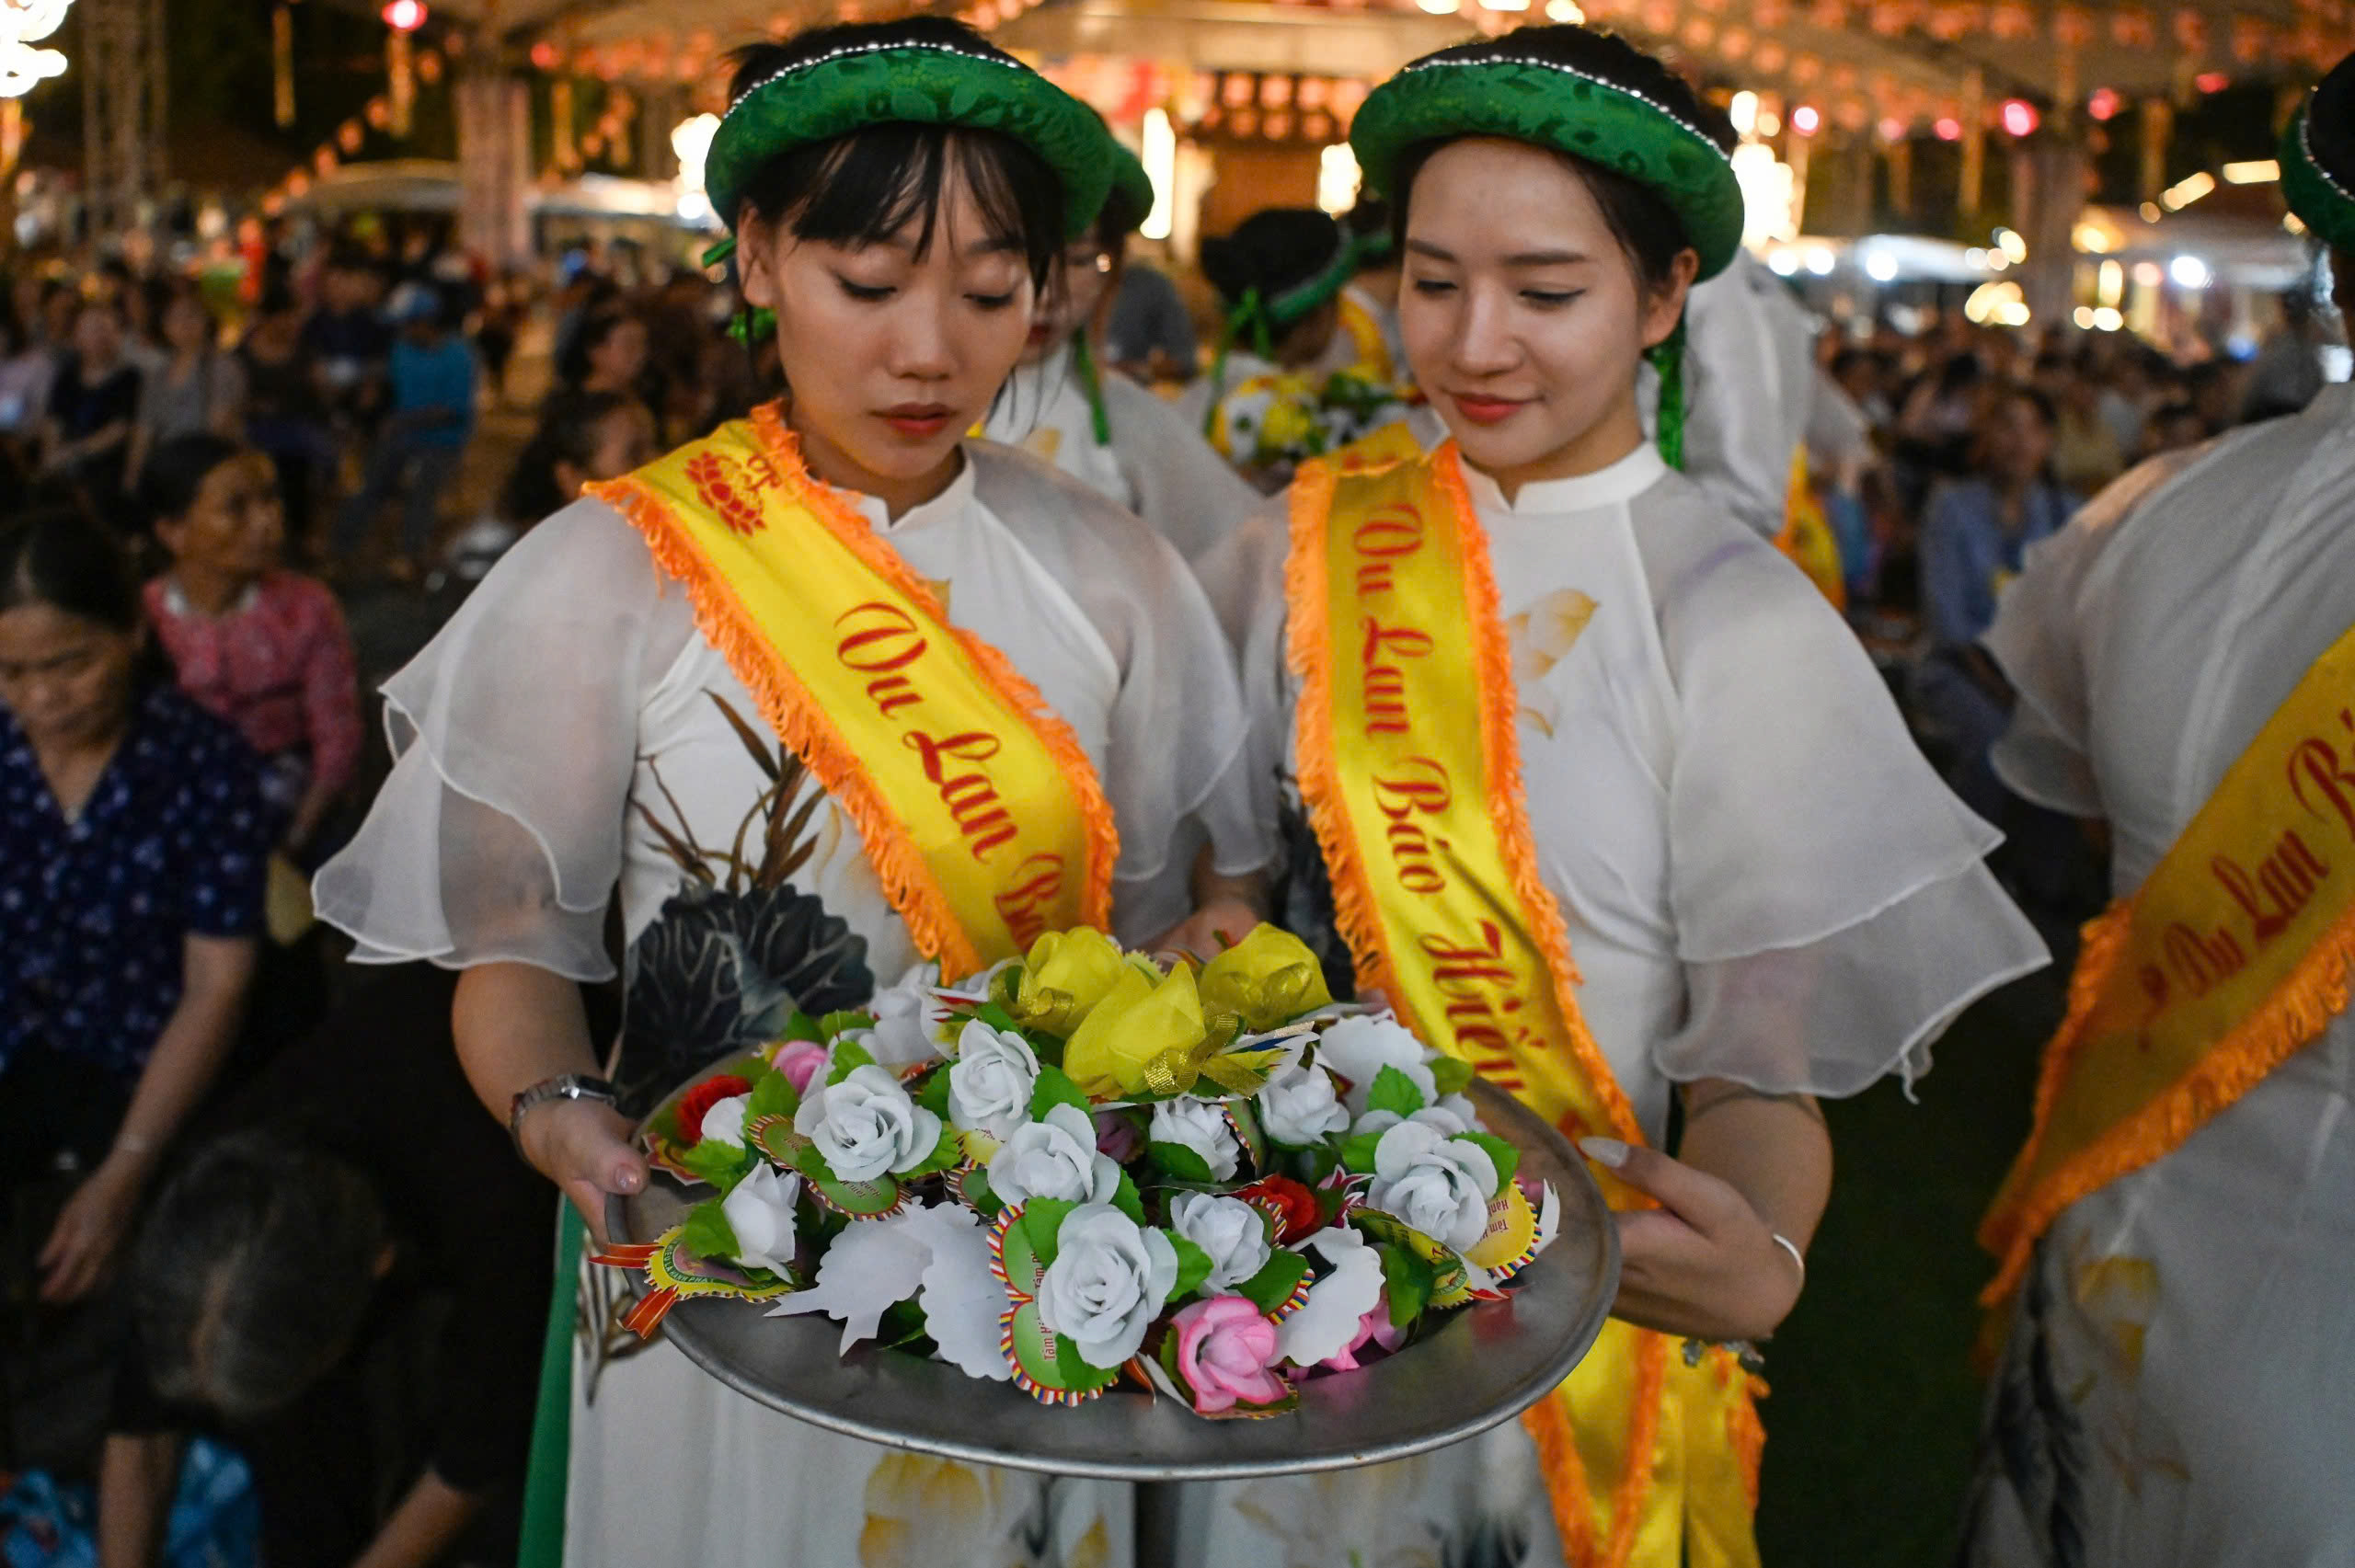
left=1578, top=1137, right=1628, bottom=1168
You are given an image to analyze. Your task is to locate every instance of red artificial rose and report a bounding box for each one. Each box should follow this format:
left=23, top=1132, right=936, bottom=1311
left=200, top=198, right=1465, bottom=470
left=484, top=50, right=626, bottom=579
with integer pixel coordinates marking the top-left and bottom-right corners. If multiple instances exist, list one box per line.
left=672, top=1075, right=754, bottom=1147
left=1235, top=1174, right=1320, bottom=1243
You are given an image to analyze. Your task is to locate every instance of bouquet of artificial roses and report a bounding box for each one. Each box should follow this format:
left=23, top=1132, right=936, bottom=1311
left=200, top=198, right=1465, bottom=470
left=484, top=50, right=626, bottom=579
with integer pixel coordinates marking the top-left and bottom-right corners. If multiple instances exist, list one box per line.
left=604, top=925, right=1561, bottom=1418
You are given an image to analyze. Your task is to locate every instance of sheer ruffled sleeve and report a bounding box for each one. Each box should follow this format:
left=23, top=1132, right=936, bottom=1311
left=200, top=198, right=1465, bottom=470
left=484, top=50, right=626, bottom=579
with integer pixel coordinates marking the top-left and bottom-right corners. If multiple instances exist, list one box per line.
left=313, top=499, right=684, bottom=979
left=1981, top=447, right=2208, bottom=820
left=1639, top=492, right=2049, bottom=1095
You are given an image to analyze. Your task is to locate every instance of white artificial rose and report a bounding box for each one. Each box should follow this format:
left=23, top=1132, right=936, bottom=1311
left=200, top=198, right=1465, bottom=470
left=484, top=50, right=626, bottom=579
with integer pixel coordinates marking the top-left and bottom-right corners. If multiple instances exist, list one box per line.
left=989, top=1102, right=1120, bottom=1207
left=1350, top=1102, right=1474, bottom=1141
left=1149, top=1096, right=1241, bottom=1182
left=1435, top=1092, right=1480, bottom=1129
left=1271, top=1226, right=1385, bottom=1368
left=1033, top=1203, right=1180, bottom=1368
left=1313, top=1014, right=1439, bottom=1116
left=1167, top=1191, right=1273, bottom=1296
left=1255, top=1064, right=1350, bottom=1148
left=1365, top=1120, right=1499, bottom=1253
left=853, top=962, right=948, bottom=1068
left=946, top=1021, right=1040, bottom=1142
left=792, top=1065, right=944, bottom=1184
left=696, top=1093, right=751, bottom=1150
left=722, top=1162, right=803, bottom=1275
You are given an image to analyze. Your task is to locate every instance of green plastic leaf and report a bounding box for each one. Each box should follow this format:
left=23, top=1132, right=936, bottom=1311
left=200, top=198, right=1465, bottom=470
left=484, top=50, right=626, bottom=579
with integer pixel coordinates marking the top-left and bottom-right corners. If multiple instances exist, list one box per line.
left=901, top=1126, right=961, bottom=1180
left=825, top=1037, right=876, bottom=1085
left=1453, top=1131, right=1520, bottom=1191
left=819, top=1009, right=875, bottom=1041
left=811, top=1173, right=902, bottom=1218
left=1380, top=1242, right=1435, bottom=1329
left=678, top=1138, right=755, bottom=1191
left=1339, top=1131, right=1384, bottom=1175
left=1029, top=1064, right=1092, bottom=1121
left=1110, top=1170, right=1145, bottom=1225
left=1223, top=1099, right=1269, bottom=1173
left=1429, top=1054, right=1476, bottom=1095
left=780, top=1013, right=822, bottom=1045
left=1166, top=1230, right=1214, bottom=1299
left=875, top=1298, right=936, bottom=1352
left=974, top=1001, right=1023, bottom=1035
left=1149, top=1140, right=1215, bottom=1183
left=680, top=1198, right=741, bottom=1263
left=1367, top=1065, right=1427, bottom=1119
left=1235, top=1249, right=1311, bottom=1315
left=1021, top=1197, right=1076, bottom=1270
left=913, top=1063, right=952, bottom=1118
left=959, top=1164, right=1001, bottom=1218
left=743, top=1065, right=798, bottom=1123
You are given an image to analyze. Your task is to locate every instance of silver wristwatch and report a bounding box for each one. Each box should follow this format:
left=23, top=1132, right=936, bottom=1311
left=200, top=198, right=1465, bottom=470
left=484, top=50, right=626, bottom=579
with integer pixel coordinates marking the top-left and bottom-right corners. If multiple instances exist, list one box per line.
left=508, top=1073, right=618, bottom=1154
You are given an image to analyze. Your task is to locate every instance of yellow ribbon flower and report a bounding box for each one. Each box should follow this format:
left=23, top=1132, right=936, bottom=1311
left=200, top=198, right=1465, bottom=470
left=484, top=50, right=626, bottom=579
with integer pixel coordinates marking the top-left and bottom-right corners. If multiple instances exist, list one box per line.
left=1063, top=963, right=1212, bottom=1097
left=1196, top=924, right=1333, bottom=1036
left=1002, top=927, right=1132, bottom=1037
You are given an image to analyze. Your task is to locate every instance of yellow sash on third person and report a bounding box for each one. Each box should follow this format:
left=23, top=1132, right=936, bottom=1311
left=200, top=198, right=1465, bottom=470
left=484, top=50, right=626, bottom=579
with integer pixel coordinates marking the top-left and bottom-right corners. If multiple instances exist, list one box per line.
left=587, top=403, right=1117, bottom=979
left=1287, top=440, right=1764, bottom=1568
left=1980, top=617, right=2355, bottom=1303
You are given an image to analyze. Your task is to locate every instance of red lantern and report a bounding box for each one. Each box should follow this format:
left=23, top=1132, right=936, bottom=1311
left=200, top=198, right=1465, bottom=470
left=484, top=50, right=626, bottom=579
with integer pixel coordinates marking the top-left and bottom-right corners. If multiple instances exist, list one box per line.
left=382, top=0, right=425, bottom=32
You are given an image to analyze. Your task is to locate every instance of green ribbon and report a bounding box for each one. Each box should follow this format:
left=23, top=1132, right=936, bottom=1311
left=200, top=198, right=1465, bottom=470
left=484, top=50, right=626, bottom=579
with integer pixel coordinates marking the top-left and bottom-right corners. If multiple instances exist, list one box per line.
left=1072, top=330, right=1113, bottom=448
left=1648, top=317, right=1690, bottom=472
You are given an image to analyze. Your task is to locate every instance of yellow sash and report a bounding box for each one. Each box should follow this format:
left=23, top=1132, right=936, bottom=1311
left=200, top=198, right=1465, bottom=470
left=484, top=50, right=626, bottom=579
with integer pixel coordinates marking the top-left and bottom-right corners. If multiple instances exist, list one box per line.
left=587, top=404, right=1117, bottom=979
left=1288, top=440, right=1763, bottom=1568
left=1980, top=617, right=2355, bottom=1303
left=1337, top=291, right=1397, bottom=383
left=1772, top=449, right=1846, bottom=611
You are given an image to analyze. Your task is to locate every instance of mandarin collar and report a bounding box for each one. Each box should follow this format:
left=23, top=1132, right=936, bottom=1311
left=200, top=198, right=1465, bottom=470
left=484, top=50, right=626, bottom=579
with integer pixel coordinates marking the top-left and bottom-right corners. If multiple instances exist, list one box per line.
left=1460, top=441, right=1669, bottom=517
left=850, top=444, right=981, bottom=534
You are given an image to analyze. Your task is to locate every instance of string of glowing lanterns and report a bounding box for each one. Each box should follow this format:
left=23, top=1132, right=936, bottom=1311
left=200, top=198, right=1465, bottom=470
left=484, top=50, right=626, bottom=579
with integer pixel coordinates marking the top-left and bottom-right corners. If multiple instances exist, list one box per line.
left=258, top=0, right=448, bottom=216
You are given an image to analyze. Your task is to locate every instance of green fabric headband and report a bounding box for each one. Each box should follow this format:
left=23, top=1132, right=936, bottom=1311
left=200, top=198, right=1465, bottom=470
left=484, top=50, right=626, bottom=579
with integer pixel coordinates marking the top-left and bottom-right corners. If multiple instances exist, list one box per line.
left=706, top=40, right=1112, bottom=240
left=1349, top=51, right=1744, bottom=280
left=2282, top=103, right=2355, bottom=256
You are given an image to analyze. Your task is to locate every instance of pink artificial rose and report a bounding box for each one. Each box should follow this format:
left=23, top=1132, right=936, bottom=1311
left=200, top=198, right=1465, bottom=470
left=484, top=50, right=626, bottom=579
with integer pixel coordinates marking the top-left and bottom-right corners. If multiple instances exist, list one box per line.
left=1317, top=1299, right=1408, bottom=1374
left=1094, top=1109, right=1144, bottom=1163
left=1171, top=1296, right=1288, bottom=1413
left=774, top=1040, right=830, bottom=1096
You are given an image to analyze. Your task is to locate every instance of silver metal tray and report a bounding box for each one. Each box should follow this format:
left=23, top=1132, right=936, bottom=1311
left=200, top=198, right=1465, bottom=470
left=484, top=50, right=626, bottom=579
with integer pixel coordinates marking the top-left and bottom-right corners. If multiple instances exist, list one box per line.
left=613, top=1073, right=1618, bottom=1481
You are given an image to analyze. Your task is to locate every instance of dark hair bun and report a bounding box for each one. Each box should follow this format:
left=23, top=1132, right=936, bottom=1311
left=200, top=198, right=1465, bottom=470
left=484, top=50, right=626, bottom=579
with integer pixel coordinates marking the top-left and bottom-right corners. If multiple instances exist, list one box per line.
left=1200, top=208, right=1343, bottom=305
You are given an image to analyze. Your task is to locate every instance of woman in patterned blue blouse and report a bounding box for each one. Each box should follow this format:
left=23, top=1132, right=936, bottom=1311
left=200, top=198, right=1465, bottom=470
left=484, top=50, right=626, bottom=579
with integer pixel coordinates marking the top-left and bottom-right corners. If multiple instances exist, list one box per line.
left=0, top=509, right=270, bottom=1304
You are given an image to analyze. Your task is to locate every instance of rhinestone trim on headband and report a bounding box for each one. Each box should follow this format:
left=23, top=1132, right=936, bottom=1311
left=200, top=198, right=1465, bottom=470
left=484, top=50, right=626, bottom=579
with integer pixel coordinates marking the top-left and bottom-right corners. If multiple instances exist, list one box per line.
left=721, top=38, right=1018, bottom=126
left=1390, top=52, right=1734, bottom=166
left=2300, top=109, right=2355, bottom=203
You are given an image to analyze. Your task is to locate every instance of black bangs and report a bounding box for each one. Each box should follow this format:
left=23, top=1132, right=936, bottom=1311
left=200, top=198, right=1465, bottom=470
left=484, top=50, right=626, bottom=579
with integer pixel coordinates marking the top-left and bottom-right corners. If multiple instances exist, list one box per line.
left=736, top=122, right=1063, bottom=288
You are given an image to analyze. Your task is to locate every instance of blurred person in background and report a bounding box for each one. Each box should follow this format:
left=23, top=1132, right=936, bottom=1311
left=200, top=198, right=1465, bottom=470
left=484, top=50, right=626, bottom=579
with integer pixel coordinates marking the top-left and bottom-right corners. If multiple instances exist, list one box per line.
left=552, top=304, right=651, bottom=406
left=443, top=389, right=661, bottom=585
left=99, top=966, right=563, bottom=1568
left=2048, top=354, right=2126, bottom=498
left=2142, top=398, right=2211, bottom=459
left=125, top=291, right=247, bottom=495
left=302, top=252, right=391, bottom=451
left=1913, top=385, right=2074, bottom=818
left=985, top=134, right=1260, bottom=565
left=1179, top=206, right=1356, bottom=430
left=330, top=282, right=477, bottom=583
left=1, top=510, right=267, bottom=1322
left=237, top=287, right=334, bottom=558
left=38, top=300, right=144, bottom=529
left=1103, top=248, right=1199, bottom=383
left=2238, top=287, right=2329, bottom=423
left=142, top=434, right=362, bottom=860
left=0, top=302, right=56, bottom=474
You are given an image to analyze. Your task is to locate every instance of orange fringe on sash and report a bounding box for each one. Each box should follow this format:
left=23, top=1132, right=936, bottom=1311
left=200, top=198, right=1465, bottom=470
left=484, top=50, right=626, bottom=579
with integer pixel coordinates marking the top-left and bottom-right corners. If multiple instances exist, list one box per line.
left=1284, top=442, right=1750, bottom=1567
left=1979, top=892, right=2355, bottom=1304
left=586, top=404, right=1117, bottom=979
